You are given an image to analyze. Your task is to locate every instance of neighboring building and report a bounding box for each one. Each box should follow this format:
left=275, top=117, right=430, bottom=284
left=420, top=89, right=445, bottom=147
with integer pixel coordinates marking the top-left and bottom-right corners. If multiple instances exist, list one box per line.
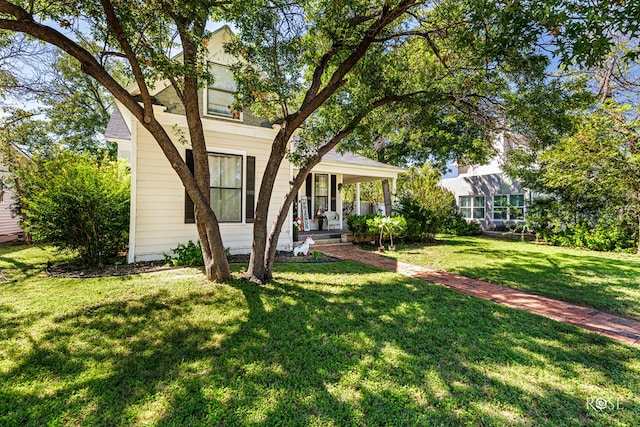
left=108, top=26, right=404, bottom=263
left=0, top=148, right=25, bottom=241
left=440, top=133, right=532, bottom=230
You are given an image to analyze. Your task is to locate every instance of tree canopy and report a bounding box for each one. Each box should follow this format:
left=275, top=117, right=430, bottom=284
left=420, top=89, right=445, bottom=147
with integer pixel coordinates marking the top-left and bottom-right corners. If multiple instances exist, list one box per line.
left=0, top=38, right=124, bottom=156
left=1, top=0, right=638, bottom=281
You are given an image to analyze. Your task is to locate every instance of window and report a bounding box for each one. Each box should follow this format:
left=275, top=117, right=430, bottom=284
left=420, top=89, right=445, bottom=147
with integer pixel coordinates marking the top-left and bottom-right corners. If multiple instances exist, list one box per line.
left=493, top=195, right=508, bottom=220
left=314, top=174, right=328, bottom=212
left=185, top=150, right=255, bottom=224
left=209, top=153, right=242, bottom=222
left=459, top=195, right=485, bottom=219
left=510, top=194, right=525, bottom=220
left=492, top=194, right=525, bottom=221
left=207, top=64, right=239, bottom=118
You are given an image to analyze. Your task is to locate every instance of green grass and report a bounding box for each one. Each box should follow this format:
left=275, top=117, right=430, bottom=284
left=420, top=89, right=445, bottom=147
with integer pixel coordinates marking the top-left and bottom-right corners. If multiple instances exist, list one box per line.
left=1, top=245, right=639, bottom=426
left=381, top=235, right=640, bottom=320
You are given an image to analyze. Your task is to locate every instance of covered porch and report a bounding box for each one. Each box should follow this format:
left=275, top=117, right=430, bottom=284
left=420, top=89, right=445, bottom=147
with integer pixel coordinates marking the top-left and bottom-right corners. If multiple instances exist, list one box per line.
left=293, top=150, right=406, bottom=236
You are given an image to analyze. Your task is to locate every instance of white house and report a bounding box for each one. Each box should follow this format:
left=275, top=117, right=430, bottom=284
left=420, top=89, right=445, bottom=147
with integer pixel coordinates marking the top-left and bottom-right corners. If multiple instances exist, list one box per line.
left=440, top=133, right=532, bottom=230
left=107, top=26, right=404, bottom=262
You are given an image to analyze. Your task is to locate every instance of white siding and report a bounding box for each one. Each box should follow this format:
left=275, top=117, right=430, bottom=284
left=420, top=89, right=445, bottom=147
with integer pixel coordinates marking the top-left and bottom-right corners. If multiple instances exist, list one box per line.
left=0, top=160, right=22, bottom=237
left=132, top=121, right=292, bottom=261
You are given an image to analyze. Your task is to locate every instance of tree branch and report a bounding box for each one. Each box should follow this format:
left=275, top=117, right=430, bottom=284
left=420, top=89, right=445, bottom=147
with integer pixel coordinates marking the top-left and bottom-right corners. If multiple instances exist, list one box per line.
left=292, top=0, right=421, bottom=128
left=98, top=0, right=153, bottom=122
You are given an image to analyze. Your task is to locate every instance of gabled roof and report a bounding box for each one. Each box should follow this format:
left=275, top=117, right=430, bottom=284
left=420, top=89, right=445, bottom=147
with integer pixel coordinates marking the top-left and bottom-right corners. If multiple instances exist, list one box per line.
left=126, top=25, right=236, bottom=97
left=105, top=107, right=131, bottom=140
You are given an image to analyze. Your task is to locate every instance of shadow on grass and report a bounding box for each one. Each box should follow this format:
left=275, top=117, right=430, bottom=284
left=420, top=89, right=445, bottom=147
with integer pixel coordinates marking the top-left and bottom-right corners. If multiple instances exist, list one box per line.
left=0, top=244, right=75, bottom=284
left=447, top=245, right=640, bottom=319
left=1, top=261, right=639, bottom=426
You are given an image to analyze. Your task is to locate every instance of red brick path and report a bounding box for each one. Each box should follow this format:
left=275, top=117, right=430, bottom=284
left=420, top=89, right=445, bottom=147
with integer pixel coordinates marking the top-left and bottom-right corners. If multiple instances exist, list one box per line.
left=321, top=245, right=640, bottom=348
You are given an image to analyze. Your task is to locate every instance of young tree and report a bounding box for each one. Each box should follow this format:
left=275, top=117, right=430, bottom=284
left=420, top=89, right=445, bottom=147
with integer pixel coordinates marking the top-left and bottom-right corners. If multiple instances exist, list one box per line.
left=397, top=163, right=455, bottom=212
left=1, top=1, right=637, bottom=283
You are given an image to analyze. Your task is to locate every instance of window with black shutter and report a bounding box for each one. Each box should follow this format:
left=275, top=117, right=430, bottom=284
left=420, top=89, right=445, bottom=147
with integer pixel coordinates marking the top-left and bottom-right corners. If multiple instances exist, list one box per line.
left=185, top=149, right=248, bottom=224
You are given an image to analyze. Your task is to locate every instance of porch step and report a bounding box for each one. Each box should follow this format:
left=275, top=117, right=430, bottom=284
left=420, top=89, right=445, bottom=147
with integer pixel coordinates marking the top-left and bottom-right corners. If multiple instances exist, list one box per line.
left=309, top=238, right=343, bottom=246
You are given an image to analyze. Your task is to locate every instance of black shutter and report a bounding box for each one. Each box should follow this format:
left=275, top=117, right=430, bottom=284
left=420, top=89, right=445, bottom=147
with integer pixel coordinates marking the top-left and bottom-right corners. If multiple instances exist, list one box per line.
left=246, top=156, right=256, bottom=223
left=184, top=149, right=195, bottom=223
left=330, top=174, right=337, bottom=211
left=305, top=174, right=312, bottom=217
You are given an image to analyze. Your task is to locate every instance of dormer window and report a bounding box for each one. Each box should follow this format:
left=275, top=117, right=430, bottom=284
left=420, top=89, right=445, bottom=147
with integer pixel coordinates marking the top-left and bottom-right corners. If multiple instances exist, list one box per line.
left=207, top=64, right=241, bottom=119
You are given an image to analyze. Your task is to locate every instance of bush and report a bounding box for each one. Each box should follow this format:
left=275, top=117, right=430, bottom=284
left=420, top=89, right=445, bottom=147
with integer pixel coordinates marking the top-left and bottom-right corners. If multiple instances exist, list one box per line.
left=165, top=241, right=231, bottom=266
left=544, top=218, right=636, bottom=252
left=165, top=240, right=204, bottom=266
left=347, top=213, right=377, bottom=243
left=393, top=194, right=446, bottom=242
left=491, top=222, right=528, bottom=233
left=442, top=213, right=482, bottom=236
left=18, top=152, right=130, bottom=266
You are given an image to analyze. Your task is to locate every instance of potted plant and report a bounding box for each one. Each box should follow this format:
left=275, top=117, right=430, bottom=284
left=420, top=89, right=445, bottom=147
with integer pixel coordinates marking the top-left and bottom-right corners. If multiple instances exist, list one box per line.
left=385, top=216, right=406, bottom=250
left=314, top=210, right=326, bottom=230
left=367, top=216, right=387, bottom=251
left=370, top=216, right=406, bottom=251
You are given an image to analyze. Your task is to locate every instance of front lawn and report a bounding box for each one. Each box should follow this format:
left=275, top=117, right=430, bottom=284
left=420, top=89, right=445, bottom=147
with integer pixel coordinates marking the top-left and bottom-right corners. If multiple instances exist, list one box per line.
left=1, top=245, right=639, bottom=426
left=382, top=235, right=640, bottom=320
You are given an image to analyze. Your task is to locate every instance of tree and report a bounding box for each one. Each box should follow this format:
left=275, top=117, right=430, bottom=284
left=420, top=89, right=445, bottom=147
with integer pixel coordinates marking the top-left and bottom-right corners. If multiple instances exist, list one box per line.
left=2, top=0, right=637, bottom=283
left=397, top=163, right=455, bottom=212
left=1, top=0, right=234, bottom=281
left=505, top=34, right=640, bottom=253
left=0, top=40, right=123, bottom=156
left=507, top=102, right=640, bottom=252
left=231, top=0, right=636, bottom=282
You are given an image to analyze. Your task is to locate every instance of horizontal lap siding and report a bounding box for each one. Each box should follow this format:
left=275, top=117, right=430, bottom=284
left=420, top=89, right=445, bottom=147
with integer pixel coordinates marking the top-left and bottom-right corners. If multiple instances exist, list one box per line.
left=0, top=189, right=22, bottom=236
left=0, top=167, right=22, bottom=236
left=133, top=123, right=291, bottom=261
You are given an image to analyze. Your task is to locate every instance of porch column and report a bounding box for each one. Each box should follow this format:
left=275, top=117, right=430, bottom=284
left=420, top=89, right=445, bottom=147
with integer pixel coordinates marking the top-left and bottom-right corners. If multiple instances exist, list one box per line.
left=338, top=179, right=343, bottom=229
left=355, top=182, right=361, bottom=215
left=392, top=178, right=397, bottom=205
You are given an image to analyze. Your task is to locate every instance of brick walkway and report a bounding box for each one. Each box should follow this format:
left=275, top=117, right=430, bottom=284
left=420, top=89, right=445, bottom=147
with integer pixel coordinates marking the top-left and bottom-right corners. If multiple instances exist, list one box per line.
left=321, top=245, right=640, bottom=348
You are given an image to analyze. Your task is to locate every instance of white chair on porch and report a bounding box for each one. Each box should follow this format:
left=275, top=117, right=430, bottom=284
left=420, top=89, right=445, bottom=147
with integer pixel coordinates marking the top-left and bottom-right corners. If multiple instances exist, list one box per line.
left=324, top=211, right=340, bottom=230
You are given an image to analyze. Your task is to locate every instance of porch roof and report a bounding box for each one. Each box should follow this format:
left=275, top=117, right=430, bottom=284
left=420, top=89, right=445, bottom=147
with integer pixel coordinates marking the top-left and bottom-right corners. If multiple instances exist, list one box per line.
left=304, top=149, right=406, bottom=184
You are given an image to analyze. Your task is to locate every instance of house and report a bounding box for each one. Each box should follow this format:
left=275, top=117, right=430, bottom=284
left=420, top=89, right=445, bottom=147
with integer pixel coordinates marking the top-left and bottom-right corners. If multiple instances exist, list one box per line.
left=107, top=26, right=404, bottom=263
left=440, top=133, right=532, bottom=230
left=0, top=147, right=25, bottom=242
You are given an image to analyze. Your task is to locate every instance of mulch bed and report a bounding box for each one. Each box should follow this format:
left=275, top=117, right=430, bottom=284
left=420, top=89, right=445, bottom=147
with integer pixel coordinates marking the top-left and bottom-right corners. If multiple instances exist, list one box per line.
left=47, top=252, right=338, bottom=279
left=46, top=261, right=174, bottom=279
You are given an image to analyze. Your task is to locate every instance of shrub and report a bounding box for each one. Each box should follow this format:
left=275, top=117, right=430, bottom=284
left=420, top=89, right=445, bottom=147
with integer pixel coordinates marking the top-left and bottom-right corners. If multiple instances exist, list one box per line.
left=347, top=213, right=377, bottom=243
left=544, top=218, right=636, bottom=252
left=393, top=194, right=446, bottom=242
left=165, top=241, right=231, bottom=266
left=442, top=213, right=482, bottom=236
left=18, top=152, right=130, bottom=266
left=165, top=240, right=204, bottom=266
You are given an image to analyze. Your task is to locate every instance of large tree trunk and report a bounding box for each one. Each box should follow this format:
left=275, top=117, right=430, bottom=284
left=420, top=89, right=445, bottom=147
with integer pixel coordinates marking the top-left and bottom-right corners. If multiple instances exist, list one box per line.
left=246, top=127, right=291, bottom=283
left=180, top=31, right=231, bottom=282
left=382, top=179, right=392, bottom=216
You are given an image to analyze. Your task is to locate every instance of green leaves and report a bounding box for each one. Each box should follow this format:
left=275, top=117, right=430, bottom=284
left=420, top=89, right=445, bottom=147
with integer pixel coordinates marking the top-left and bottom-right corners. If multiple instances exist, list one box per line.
left=17, top=152, right=130, bottom=266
